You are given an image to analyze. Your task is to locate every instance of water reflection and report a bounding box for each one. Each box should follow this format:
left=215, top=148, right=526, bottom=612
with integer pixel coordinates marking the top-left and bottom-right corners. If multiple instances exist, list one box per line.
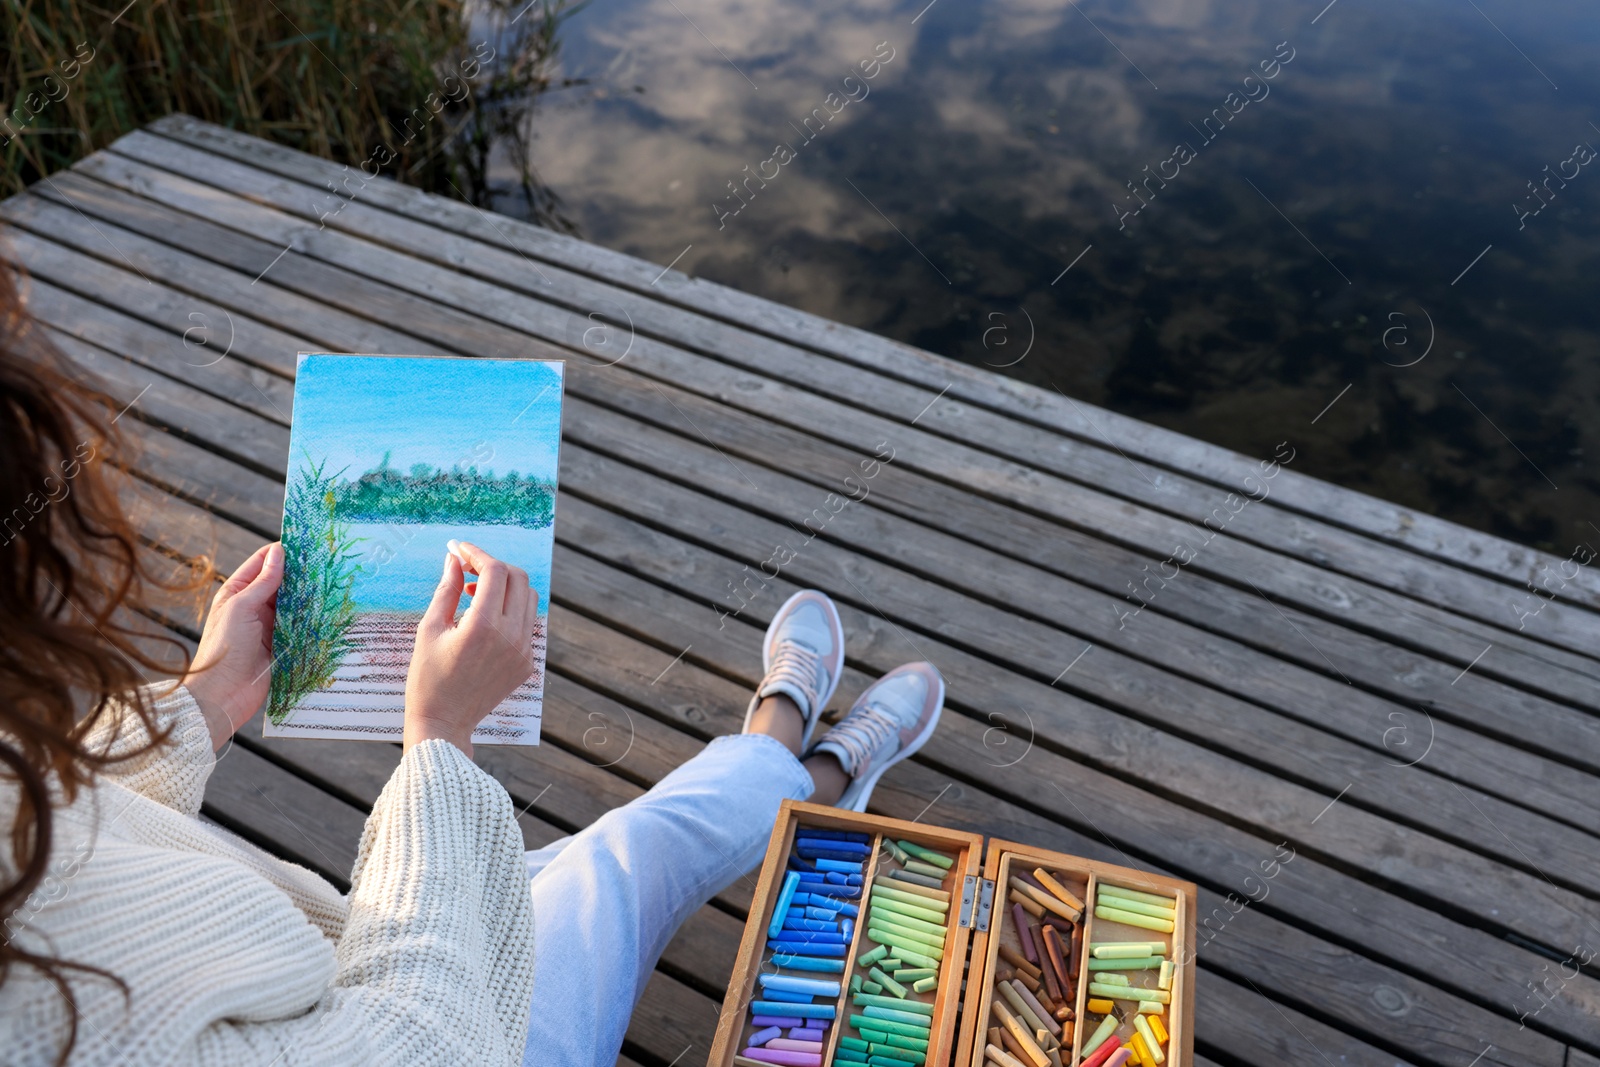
left=496, top=0, right=1600, bottom=551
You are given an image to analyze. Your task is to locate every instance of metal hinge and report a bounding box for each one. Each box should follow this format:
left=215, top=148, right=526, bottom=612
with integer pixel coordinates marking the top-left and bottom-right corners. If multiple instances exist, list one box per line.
left=960, top=876, right=997, bottom=931
left=975, top=878, right=996, bottom=932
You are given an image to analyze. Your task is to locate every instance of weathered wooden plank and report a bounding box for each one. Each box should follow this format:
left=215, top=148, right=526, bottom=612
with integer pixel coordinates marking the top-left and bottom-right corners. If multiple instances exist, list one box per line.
left=141, top=114, right=1600, bottom=618
left=21, top=168, right=1600, bottom=809
left=543, top=506, right=1600, bottom=1049
left=64, top=144, right=1600, bottom=697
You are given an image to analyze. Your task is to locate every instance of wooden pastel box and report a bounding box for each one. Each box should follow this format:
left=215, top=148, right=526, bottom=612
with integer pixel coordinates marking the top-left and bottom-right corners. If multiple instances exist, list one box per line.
left=709, top=801, right=1197, bottom=1067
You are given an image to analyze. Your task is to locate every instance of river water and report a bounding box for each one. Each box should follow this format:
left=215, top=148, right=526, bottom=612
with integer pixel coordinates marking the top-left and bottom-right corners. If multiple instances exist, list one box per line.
left=495, top=0, right=1600, bottom=554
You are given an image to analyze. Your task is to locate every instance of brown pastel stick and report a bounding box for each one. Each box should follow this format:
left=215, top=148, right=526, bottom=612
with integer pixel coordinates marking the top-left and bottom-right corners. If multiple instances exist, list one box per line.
left=1068, top=921, right=1084, bottom=985
left=1033, top=922, right=1062, bottom=1001
left=996, top=965, right=1016, bottom=984
left=998, top=944, right=1043, bottom=981
left=1009, top=889, right=1046, bottom=919
left=995, top=1023, right=1031, bottom=1065
left=1015, top=968, right=1041, bottom=994
left=1041, top=925, right=1072, bottom=1006
left=1041, top=913, right=1075, bottom=936
left=1032, top=868, right=1086, bottom=912
left=994, top=999, right=1051, bottom=1067
left=1034, top=980, right=1059, bottom=1016
left=1010, top=877, right=1082, bottom=922
left=988, top=1025, right=1005, bottom=1048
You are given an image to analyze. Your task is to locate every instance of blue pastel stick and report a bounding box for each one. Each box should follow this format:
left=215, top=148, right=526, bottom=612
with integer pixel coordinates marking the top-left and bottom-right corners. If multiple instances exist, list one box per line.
left=846, top=874, right=862, bottom=885
left=797, top=841, right=872, bottom=855
left=751, top=1001, right=836, bottom=1019
left=794, top=872, right=830, bottom=884
left=814, top=897, right=859, bottom=916
left=825, top=872, right=849, bottom=885
left=768, top=872, right=801, bottom=939
left=841, top=918, right=855, bottom=941
left=815, top=859, right=863, bottom=873
left=806, top=906, right=840, bottom=921
left=760, top=988, right=815, bottom=1003
left=784, top=918, right=840, bottom=933
left=768, top=940, right=847, bottom=956
left=749, top=1025, right=782, bottom=1046
left=761, top=975, right=843, bottom=997
left=795, top=828, right=871, bottom=842
left=772, top=954, right=845, bottom=972
left=797, top=848, right=873, bottom=862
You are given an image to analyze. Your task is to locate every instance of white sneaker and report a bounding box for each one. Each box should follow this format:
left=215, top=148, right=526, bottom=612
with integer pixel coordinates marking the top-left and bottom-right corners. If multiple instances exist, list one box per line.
left=743, top=590, right=845, bottom=752
left=810, top=662, right=944, bottom=812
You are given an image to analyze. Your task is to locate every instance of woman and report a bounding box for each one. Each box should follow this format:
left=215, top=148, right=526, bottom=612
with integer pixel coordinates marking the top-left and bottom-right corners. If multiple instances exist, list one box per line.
left=0, top=262, right=946, bottom=1066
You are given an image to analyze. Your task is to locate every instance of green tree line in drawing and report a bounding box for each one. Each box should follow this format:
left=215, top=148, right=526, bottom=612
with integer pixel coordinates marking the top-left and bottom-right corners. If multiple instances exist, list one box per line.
left=332, top=460, right=556, bottom=529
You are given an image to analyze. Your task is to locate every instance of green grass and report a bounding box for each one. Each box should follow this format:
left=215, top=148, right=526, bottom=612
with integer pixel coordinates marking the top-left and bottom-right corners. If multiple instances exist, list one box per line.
left=268, top=456, right=363, bottom=725
left=2, top=0, right=582, bottom=225
left=333, top=460, right=555, bottom=529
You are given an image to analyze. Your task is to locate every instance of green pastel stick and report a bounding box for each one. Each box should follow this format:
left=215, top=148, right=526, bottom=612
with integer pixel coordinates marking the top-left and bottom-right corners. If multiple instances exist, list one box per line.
left=851, top=1013, right=930, bottom=1039
left=875, top=943, right=941, bottom=969
left=850, top=973, right=864, bottom=994
left=1098, top=974, right=1131, bottom=985
left=1095, top=905, right=1175, bottom=933
left=912, top=977, right=938, bottom=993
left=870, top=1043, right=928, bottom=1066
left=1088, top=982, right=1171, bottom=1004
left=870, top=966, right=908, bottom=998
left=1097, top=884, right=1177, bottom=908
left=868, top=921, right=945, bottom=951
left=869, top=906, right=949, bottom=937
left=892, top=968, right=937, bottom=982
left=888, top=869, right=946, bottom=890
left=868, top=1055, right=920, bottom=1067
left=896, top=840, right=955, bottom=870
left=863, top=981, right=884, bottom=995
left=835, top=1049, right=869, bottom=1064
left=863, top=1005, right=934, bottom=1028
left=1087, top=955, right=1164, bottom=971
left=854, top=993, right=934, bottom=1014
left=859, top=1028, right=931, bottom=1053
left=868, top=1054, right=920, bottom=1067
left=883, top=840, right=910, bottom=864
left=1079, top=1014, right=1119, bottom=1058
left=871, top=879, right=951, bottom=905
left=870, top=896, right=948, bottom=924
left=1092, top=943, right=1166, bottom=958
left=1092, top=895, right=1176, bottom=920
left=903, top=859, right=949, bottom=879
left=858, top=944, right=889, bottom=968
left=878, top=959, right=903, bottom=970
left=840, top=1037, right=870, bottom=1052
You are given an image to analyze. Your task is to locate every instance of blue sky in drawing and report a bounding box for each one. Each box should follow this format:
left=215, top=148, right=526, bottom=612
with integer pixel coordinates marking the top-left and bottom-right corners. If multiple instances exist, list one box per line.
left=289, top=354, right=564, bottom=482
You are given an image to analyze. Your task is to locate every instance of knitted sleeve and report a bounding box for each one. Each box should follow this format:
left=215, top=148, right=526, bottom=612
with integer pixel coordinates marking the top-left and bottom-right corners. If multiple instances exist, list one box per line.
left=82, top=683, right=215, bottom=816
left=181, top=739, right=537, bottom=1066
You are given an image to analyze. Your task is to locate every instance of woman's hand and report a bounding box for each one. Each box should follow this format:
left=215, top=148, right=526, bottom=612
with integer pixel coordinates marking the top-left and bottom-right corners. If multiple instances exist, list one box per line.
left=185, top=542, right=284, bottom=750
left=404, top=542, right=539, bottom=757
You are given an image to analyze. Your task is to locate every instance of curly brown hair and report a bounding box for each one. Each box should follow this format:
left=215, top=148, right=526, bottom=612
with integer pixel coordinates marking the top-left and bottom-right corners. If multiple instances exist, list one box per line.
left=0, top=257, right=198, bottom=1063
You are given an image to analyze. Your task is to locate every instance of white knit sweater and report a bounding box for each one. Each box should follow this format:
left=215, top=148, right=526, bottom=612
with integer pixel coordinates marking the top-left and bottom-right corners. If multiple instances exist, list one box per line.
left=0, top=685, right=536, bottom=1065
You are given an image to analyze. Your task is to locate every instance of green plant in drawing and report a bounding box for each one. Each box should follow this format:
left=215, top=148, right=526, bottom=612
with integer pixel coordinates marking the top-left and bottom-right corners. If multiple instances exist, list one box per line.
left=268, top=455, right=363, bottom=724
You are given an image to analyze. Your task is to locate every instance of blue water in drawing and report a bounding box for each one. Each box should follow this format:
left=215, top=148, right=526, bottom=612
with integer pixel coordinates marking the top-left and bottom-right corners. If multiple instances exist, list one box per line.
left=347, top=521, right=555, bottom=615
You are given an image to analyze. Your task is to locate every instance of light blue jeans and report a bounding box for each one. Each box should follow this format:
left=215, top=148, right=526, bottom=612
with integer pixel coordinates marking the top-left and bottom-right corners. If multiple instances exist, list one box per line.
left=519, top=733, right=815, bottom=1066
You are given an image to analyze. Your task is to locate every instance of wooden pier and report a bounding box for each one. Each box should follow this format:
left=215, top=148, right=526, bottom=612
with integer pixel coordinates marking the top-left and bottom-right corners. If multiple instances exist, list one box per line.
left=5, top=115, right=1600, bottom=1067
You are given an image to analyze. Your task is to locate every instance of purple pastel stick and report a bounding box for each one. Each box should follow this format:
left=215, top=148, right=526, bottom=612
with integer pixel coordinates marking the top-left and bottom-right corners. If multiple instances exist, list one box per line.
left=749, top=1025, right=783, bottom=1046
left=740, top=1049, right=823, bottom=1067
left=751, top=1015, right=803, bottom=1028
left=1013, top=903, right=1039, bottom=963
left=789, top=1028, right=825, bottom=1041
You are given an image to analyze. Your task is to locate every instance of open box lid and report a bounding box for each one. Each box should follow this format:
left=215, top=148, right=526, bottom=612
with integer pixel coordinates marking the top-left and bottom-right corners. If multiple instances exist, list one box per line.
left=952, top=838, right=1199, bottom=1067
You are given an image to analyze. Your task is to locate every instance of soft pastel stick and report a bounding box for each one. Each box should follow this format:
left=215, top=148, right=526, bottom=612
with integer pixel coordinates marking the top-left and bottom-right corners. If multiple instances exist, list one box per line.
left=814, top=896, right=861, bottom=916
left=902, top=859, right=948, bottom=879
left=1148, top=1015, right=1169, bottom=1044
left=804, top=906, right=840, bottom=922
left=773, top=955, right=845, bottom=973
left=1080, top=1014, right=1120, bottom=1058
left=858, top=1028, right=930, bottom=1052
left=1158, top=960, right=1174, bottom=990
left=888, top=869, right=945, bottom=890
left=1096, top=884, right=1176, bottom=909
left=749, top=1026, right=783, bottom=1046
left=1094, top=906, right=1175, bottom=933
left=761, top=974, right=842, bottom=997
left=868, top=1054, right=920, bottom=1067
left=868, top=907, right=947, bottom=937
left=849, top=1013, right=930, bottom=1038
left=816, top=858, right=863, bottom=873
left=1134, top=1015, right=1166, bottom=1064
left=761, top=989, right=816, bottom=1003
left=869, top=966, right=907, bottom=998
left=858, top=945, right=889, bottom=968
left=835, top=1051, right=868, bottom=1065
left=891, top=968, right=936, bottom=982
left=795, top=827, right=871, bottom=841
left=1092, top=896, right=1174, bottom=921
left=750, top=1001, right=836, bottom=1019
left=855, top=994, right=934, bottom=1016
left=870, top=896, right=946, bottom=924
left=871, top=879, right=950, bottom=904
left=896, top=840, right=955, bottom=869
left=752, top=1015, right=804, bottom=1027
left=1087, top=955, right=1164, bottom=971
left=768, top=1039, right=826, bottom=1052
left=911, top=977, right=937, bottom=993
left=740, top=1049, right=822, bottom=1067
left=769, top=873, right=802, bottom=938
left=1102, top=1050, right=1134, bottom=1067
left=1087, top=983, right=1170, bottom=1004
left=768, top=940, right=846, bottom=957
left=1014, top=904, right=1039, bottom=963
left=1138, top=1001, right=1163, bottom=1015
left=790, top=1028, right=826, bottom=1041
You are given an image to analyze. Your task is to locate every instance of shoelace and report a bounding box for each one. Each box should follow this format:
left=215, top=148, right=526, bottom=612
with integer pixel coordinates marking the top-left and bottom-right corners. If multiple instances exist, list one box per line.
left=821, top=702, right=899, bottom=776
left=766, top=640, right=825, bottom=712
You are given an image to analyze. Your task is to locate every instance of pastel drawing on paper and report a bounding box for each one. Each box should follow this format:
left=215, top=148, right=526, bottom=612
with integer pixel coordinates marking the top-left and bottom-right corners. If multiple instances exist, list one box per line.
left=265, top=353, right=563, bottom=746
